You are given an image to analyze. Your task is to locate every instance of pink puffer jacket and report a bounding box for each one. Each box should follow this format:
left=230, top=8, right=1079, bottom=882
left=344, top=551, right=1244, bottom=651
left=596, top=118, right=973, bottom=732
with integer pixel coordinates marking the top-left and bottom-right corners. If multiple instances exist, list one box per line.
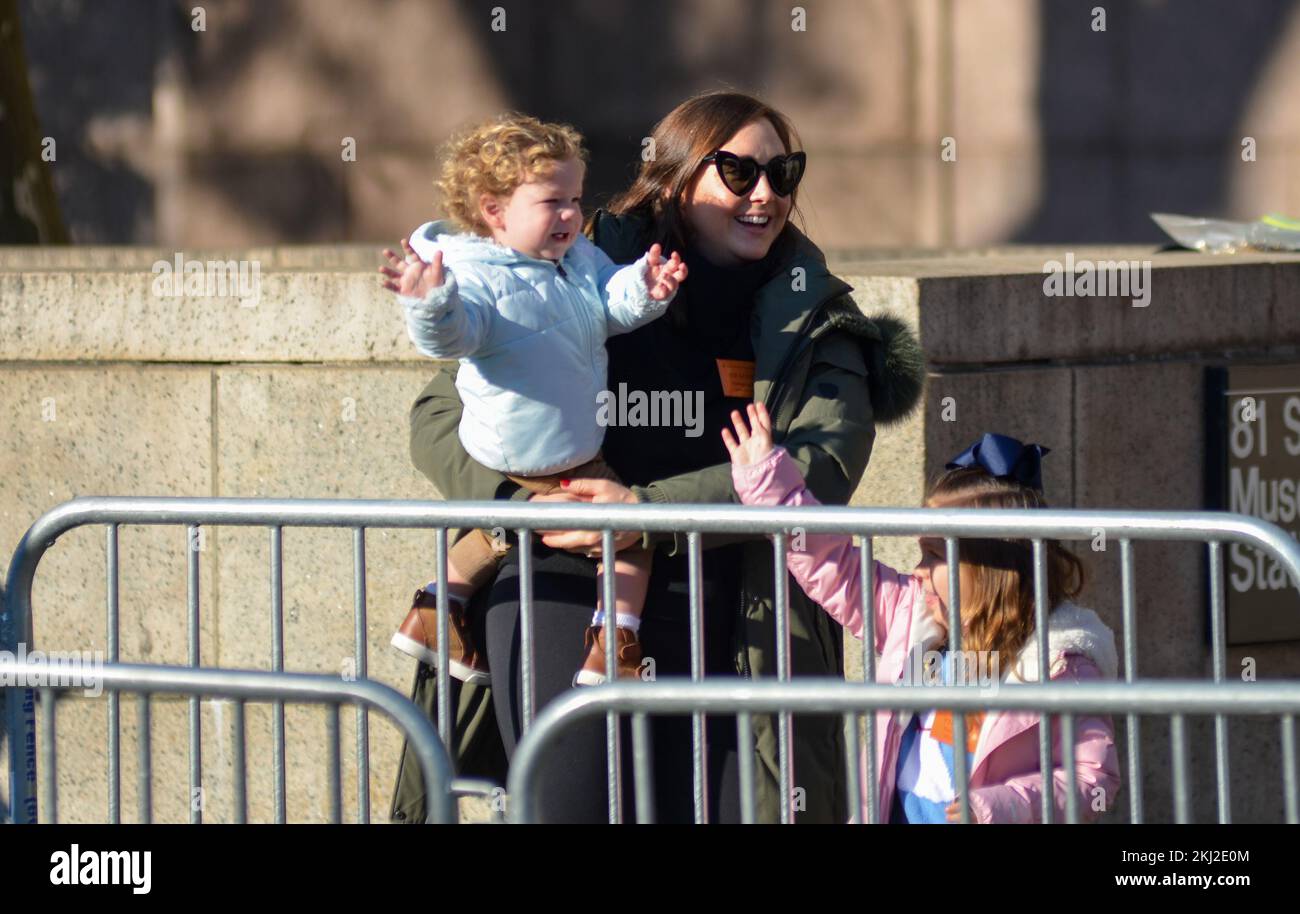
left=732, top=447, right=1122, bottom=823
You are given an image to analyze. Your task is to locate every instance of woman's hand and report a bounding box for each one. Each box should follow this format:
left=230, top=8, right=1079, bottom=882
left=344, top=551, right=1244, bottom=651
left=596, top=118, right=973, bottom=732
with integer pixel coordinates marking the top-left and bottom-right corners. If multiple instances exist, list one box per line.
left=379, top=237, right=446, bottom=299
left=721, top=402, right=775, bottom=466
left=644, top=243, right=688, bottom=301
left=536, top=478, right=642, bottom=557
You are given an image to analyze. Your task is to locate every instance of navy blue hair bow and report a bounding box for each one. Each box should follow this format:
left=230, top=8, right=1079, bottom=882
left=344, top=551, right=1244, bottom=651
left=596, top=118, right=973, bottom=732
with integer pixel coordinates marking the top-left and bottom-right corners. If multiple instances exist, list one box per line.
left=945, top=433, right=1050, bottom=492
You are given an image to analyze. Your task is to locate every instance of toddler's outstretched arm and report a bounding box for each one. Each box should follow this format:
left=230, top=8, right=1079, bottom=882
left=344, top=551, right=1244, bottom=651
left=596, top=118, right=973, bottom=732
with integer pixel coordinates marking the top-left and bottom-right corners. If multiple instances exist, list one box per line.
left=597, top=242, right=687, bottom=335
left=384, top=235, right=494, bottom=360
left=725, top=403, right=917, bottom=652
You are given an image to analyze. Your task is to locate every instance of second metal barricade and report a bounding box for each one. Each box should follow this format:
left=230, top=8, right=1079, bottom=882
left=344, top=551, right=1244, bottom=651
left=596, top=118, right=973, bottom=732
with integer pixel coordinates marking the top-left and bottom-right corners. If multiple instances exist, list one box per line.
left=507, top=679, right=1300, bottom=824
left=0, top=657, right=455, bottom=824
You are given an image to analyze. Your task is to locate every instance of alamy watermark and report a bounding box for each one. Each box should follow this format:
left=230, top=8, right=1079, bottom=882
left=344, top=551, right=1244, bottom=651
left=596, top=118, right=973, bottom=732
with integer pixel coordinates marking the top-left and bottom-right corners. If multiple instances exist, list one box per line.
left=151, top=253, right=261, bottom=307
left=904, top=648, right=1001, bottom=695
left=1042, top=253, right=1151, bottom=308
left=0, top=643, right=105, bottom=697
left=595, top=384, right=704, bottom=438
left=49, top=844, right=151, bottom=894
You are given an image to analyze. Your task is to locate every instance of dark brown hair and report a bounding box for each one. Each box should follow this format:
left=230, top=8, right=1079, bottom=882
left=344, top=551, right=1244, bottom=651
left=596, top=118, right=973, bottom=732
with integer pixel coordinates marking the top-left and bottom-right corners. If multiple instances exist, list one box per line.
left=600, top=90, right=805, bottom=253
left=924, top=467, right=1086, bottom=670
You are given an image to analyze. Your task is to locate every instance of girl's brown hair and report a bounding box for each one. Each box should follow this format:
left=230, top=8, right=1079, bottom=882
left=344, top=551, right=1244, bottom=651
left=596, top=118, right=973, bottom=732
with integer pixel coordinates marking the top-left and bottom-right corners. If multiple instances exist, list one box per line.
left=436, top=112, right=588, bottom=235
left=924, top=467, right=1086, bottom=673
left=602, top=90, right=804, bottom=252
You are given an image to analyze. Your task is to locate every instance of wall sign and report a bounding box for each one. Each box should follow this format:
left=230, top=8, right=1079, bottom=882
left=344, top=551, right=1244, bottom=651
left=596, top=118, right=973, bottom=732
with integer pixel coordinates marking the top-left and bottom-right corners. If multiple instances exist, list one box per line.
left=1210, top=364, right=1300, bottom=644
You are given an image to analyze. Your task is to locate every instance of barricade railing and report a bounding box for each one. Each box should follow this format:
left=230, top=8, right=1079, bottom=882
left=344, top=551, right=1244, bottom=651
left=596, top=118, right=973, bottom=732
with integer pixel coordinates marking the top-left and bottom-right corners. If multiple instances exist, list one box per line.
left=507, top=679, right=1300, bottom=824
left=4, top=496, right=1300, bottom=824
left=0, top=657, right=455, bottom=824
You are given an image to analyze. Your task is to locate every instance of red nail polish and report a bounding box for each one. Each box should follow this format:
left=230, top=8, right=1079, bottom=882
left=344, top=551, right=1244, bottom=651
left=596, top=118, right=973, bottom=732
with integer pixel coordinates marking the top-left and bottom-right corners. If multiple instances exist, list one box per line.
left=561, top=479, right=570, bottom=487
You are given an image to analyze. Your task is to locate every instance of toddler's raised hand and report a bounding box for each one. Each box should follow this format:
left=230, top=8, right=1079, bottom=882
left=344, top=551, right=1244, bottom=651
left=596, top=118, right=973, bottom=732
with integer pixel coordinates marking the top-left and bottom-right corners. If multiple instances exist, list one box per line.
left=644, top=243, right=688, bottom=301
left=722, top=402, right=775, bottom=467
left=379, top=237, right=446, bottom=299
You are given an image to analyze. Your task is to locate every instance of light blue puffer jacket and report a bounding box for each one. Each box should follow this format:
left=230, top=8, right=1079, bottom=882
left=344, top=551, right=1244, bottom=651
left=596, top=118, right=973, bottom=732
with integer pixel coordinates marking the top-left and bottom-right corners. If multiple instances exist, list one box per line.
left=399, top=220, right=668, bottom=475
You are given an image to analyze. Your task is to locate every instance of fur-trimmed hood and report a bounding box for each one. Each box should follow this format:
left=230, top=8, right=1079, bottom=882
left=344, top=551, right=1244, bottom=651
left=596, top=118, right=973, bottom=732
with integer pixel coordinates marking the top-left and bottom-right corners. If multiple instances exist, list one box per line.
left=817, top=306, right=925, bottom=426
left=1006, top=602, right=1119, bottom=683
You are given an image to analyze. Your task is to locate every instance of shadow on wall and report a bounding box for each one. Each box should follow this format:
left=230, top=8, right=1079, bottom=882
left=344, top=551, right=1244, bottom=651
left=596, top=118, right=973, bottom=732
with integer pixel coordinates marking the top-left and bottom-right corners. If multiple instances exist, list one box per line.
left=21, top=0, right=845, bottom=244
left=444, top=0, right=782, bottom=213
left=1013, top=0, right=1295, bottom=244
left=18, top=0, right=156, bottom=242
left=26, top=0, right=1298, bottom=245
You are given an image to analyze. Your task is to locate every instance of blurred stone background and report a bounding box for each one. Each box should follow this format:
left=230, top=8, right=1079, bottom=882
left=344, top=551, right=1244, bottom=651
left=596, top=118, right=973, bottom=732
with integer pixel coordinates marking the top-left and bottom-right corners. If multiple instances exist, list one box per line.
left=16, top=0, right=1300, bottom=249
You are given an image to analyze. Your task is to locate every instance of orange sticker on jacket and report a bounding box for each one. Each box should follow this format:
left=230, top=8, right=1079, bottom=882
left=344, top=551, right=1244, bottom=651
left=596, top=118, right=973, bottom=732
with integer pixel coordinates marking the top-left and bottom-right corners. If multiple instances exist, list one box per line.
left=716, top=359, right=756, bottom=398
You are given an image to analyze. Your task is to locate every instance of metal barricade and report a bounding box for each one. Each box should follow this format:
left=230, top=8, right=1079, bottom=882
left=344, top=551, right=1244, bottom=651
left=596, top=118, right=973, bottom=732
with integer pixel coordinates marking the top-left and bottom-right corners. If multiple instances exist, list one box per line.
left=507, top=679, right=1300, bottom=825
left=5, top=495, right=1300, bottom=824
left=0, top=657, right=455, bottom=824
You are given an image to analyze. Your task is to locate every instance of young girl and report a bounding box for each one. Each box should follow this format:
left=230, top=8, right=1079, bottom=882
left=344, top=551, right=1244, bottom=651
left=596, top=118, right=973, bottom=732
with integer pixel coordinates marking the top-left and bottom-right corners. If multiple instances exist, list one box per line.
left=723, top=403, right=1121, bottom=823
left=379, top=113, right=688, bottom=686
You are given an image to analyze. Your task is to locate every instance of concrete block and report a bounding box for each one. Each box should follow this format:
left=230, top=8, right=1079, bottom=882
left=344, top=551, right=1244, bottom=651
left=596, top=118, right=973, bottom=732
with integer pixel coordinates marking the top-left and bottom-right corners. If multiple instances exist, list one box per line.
left=0, top=368, right=217, bottom=665
left=924, top=367, right=1074, bottom=505
left=0, top=368, right=219, bottom=822
left=908, top=254, right=1300, bottom=365
left=209, top=366, right=456, bottom=820
left=0, top=269, right=413, bottom=363
left=0, top=244, right=384, bottom=271
left=1073, top=362, right=1206, bottom=681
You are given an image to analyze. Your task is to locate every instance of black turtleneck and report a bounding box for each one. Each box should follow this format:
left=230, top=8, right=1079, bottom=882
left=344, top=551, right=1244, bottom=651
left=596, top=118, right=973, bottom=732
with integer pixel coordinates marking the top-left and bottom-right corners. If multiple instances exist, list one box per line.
left=597, top=238, right=782, bottom=666
left=603, top=241, right=778, bottom=487
left=679, top=241, right=772, bottom=346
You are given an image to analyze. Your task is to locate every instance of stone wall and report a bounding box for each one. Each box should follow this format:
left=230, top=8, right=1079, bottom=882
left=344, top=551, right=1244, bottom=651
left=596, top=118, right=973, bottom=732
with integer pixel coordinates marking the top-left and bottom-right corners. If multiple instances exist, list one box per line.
left=3, top=244, right=1299, bottom=822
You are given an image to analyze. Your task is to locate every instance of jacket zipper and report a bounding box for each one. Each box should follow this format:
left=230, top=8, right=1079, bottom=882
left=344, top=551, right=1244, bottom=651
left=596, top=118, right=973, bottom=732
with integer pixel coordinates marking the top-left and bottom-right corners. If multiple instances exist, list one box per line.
left=735, top=293, right=838, bottom=682
left=736, top=581, right=753, bottom=679
left=552, top=258, right=601, bottom=376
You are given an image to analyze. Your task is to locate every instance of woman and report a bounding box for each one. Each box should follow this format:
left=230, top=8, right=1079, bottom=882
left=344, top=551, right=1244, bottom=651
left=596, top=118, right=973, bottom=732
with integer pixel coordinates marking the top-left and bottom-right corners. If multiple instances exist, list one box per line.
left=387, top=91, right=925, bottom=823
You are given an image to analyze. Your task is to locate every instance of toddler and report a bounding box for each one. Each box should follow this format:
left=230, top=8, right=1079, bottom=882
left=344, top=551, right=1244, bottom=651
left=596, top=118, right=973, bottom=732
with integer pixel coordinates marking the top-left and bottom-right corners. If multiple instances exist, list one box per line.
left=380, top=113, right=687, bottom=686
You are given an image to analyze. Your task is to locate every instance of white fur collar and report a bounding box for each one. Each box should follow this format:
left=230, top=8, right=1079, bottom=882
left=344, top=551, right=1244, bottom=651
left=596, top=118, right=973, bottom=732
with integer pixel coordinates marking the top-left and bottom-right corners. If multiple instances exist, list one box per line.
left=1006, top=602, right=1118, bottom=683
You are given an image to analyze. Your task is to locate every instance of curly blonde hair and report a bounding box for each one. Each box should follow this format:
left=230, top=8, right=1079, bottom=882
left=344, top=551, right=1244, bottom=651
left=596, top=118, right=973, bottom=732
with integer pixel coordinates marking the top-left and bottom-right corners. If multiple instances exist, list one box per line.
left=435, top=113, right=588, bottom=235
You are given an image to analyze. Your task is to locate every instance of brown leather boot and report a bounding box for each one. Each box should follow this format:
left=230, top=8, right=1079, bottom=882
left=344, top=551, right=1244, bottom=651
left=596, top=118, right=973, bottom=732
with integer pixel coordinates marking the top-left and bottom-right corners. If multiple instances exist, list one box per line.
left=573, top=625, right=643, bottom=686
left=390, top=585, right=490, bottom=685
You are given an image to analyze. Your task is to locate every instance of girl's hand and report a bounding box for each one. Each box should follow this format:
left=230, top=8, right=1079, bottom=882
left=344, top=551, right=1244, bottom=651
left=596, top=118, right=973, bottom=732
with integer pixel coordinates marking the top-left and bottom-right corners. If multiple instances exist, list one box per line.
left=722, top=402, right=775, bottom=467
left=945, top=799, right=967, bottom=823
left=644, top=243, right=688, bottom=302
left=379, top=237, right=446, bottom=299
left=537, top=478, right=641, bottom=557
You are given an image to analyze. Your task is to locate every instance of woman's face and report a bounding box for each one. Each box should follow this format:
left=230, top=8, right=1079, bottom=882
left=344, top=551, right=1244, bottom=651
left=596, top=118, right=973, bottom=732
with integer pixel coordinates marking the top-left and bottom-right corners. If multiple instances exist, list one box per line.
left=681, top=119, right=793, bottom=267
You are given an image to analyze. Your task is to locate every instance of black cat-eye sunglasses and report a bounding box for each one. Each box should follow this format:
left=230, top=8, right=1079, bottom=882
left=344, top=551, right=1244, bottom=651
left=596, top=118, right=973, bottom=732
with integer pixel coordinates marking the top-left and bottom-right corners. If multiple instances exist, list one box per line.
left=701, top=150, right=807, bottom=197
